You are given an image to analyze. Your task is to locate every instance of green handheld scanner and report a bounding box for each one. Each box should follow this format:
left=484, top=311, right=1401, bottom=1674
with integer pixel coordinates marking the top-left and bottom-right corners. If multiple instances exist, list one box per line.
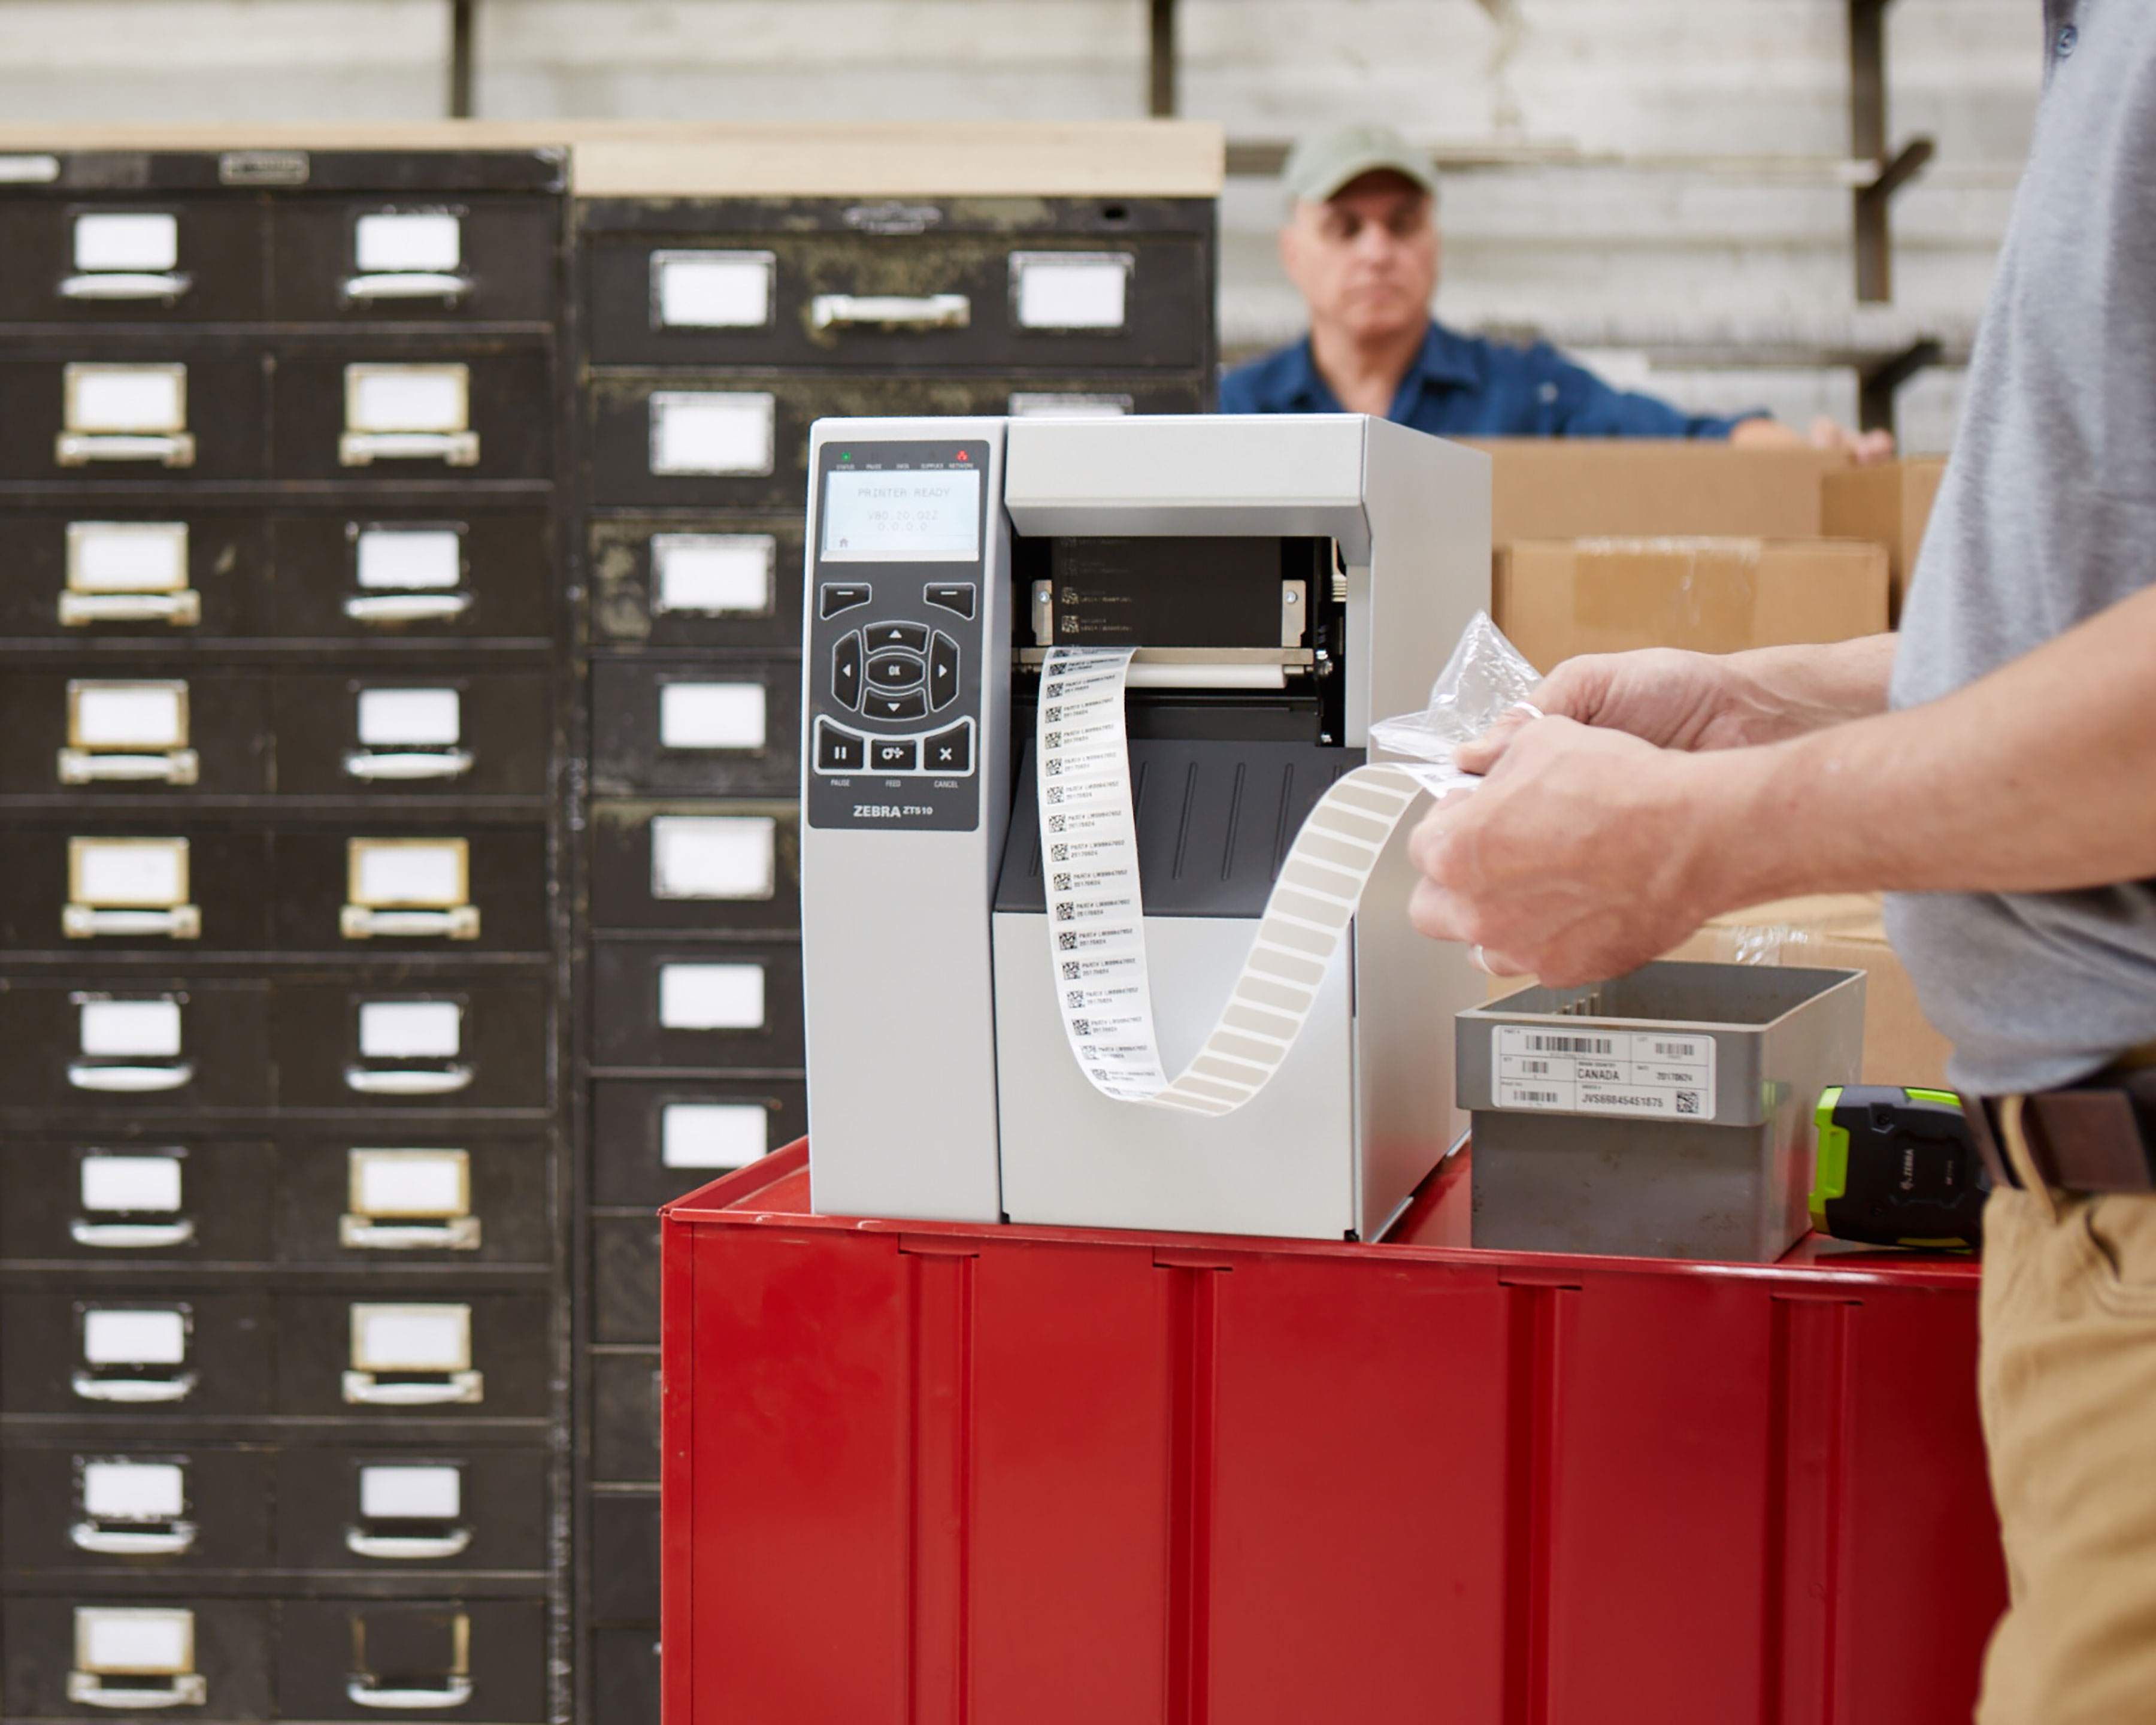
left=1811, top=1085, right=1991, bottom=1250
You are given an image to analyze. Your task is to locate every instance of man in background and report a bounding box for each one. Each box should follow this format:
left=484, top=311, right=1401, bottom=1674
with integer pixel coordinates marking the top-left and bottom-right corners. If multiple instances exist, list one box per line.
left=1222, top=121, right=1893, bottom=461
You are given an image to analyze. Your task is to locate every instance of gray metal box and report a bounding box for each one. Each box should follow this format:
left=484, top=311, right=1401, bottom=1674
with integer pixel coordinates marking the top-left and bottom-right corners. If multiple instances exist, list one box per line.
left=1457, top=961, right=1866, bottom=1263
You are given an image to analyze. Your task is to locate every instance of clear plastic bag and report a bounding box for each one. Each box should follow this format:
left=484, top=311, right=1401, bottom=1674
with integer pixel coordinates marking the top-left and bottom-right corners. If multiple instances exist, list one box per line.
left=1367, top=610, right=1542, bottom=773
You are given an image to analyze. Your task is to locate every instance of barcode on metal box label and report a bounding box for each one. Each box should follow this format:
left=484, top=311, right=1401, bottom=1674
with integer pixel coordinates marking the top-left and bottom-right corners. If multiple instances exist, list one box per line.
left=1491, top=1024, right=1717, bottom=1121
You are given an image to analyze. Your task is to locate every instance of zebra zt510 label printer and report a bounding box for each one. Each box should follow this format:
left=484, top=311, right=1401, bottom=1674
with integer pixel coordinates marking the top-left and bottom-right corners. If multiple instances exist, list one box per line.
left=800, top=414, right=1489, bottom=1239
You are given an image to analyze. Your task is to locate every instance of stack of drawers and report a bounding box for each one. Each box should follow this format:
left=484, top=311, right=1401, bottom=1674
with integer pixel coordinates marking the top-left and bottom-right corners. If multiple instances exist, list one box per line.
left=567, top=180, right=1217, bottom=1715
left=0, top=148, right=572, bottom=1724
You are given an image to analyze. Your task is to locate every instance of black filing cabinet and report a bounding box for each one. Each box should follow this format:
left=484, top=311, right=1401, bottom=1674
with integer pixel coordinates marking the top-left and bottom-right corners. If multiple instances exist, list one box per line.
left=0, top=147, right=571, bottom=1725
left=567, top=186, right=1215, bottom=1723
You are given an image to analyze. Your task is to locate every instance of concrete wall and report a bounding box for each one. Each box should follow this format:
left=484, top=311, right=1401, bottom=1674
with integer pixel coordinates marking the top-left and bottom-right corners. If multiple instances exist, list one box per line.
left=0, top=0, right=2049, bottom=450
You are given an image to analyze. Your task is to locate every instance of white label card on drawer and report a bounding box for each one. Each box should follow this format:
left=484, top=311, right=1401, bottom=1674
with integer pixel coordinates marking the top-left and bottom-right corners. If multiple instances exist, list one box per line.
left=649, top=391, right=774, bottom=477
left=352, top=1304, right=471, bottom=1371
left=346, top=365, right=469, bottom=434
left=1009, top=392, right=1132, bottom=419
left=75, top=212, right=180, bottom=273
left=360, top=1463, right=461, bottom=1520
left=356, top=528, right=461, bottom=590
left=68, top=365, right=186, bottom=433
left=658, top=682, right=765, bottom=750
left=351, top=1149, right=469, bottom=1218
left=72, top=839, right=187, bottom=907
left=661, top=1102, right=768, bottom=1169
left=651, top=533, right=774, bottom=616
left=1490, top=1025, right=1719, bottom=1121
left=1012, top=252, right=1131, bottom=329
left=81, top=1154, right=183, bottom=1214
left=350, top=840, right=467, bottom=907
left=72, top=682, right=187, bottom=749
left=650, top=815, right=776, bottom=900
left=83, top=1308, right=187, bottom=1366
left=358, top=1000, right=462, bottom=1058
left=357, top=688, right=461, bottom=746
left=356, top=211, right=461, bottom=273
left=652, top=250, right=774, bottom=328
left=69, top=522, right=189, bottom=593
left=658, top=963, right=766, bottom=1031
left=83, top=1460, right=186, bottom=1521
left=77, top=1608, right=193, bottom=1675
left=79, top=998, right=182, bottom=1057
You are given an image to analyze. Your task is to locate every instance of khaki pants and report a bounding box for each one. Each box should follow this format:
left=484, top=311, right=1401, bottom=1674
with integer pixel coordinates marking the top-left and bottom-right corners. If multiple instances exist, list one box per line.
left=1976, top=1176, right=2156, bottom=1723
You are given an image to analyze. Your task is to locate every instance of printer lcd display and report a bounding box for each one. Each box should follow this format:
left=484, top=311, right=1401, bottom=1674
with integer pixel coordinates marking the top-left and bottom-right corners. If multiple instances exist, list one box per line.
left=820, top=467, right=981, bottom=562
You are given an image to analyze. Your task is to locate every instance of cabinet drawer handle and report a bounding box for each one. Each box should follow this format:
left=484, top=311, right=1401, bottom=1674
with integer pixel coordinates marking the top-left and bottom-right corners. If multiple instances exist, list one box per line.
left=68, top=1061, right=195, bottom=1092
left=342, top=749, right=474, bottom=782
left=59, top=271, right=193, bottom=302
left=342, top=271, right=470, bottom=303
left=70, top=1218, right=197, bottom=1249
left=67, top=1673, right=207, bottom=1709
left=348, top=1677, right=473, bottom=1711
left=338, top=431, right=480, bottom=467
left=341, top=1369, right=483, bottom=1406
left=808, top=292, right=970, bottom=331
left=58, top=748, right=199, bottom=785
left=59, top=590, right=202, bottom=627
left=72, top=1370, right=198, bottom=1404
left=55, top=432, right=196, bottom=468
left=340, top=906, right=480, bottom=940
left=63, top=904, right=201, bottom=939
left=340, top=1215, right=482, bottom=1249
left=343, top=1065, right=474, bottom=1097
left=344, top=1525, right=474, bottom=1560
left=343, top=592, right=473, bottom=624
left=70, top=1520, right=198, bottom=1555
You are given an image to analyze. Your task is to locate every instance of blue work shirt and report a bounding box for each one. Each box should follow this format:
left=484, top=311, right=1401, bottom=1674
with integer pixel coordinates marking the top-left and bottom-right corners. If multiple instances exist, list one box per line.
left=1218, top=320, right=1766, bottom=439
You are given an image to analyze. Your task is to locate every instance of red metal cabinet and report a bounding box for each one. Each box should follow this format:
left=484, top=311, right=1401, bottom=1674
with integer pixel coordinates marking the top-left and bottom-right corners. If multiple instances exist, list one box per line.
left=661, top=1143, right=2003, bottom=1725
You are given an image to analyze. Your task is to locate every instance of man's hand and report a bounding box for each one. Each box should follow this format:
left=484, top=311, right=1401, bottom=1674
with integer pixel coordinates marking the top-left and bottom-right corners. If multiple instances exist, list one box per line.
left=1408, top=716, right=1734, bottom=985
left=1730, top=414, right=1896, bottom=465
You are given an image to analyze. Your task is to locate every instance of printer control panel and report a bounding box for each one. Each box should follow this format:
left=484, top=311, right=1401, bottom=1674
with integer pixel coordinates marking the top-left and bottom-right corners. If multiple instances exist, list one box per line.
left=805, top=438, right=991, bottom=833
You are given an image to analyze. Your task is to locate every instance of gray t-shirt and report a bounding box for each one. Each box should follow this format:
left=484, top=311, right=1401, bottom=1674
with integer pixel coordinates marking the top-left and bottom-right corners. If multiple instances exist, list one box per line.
left=1886, top=0, right=2156, bottom=1094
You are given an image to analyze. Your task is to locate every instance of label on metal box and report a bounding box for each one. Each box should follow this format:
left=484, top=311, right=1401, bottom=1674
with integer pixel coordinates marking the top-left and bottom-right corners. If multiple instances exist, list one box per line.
left=1492, top=1025, right=1716, bottom=1121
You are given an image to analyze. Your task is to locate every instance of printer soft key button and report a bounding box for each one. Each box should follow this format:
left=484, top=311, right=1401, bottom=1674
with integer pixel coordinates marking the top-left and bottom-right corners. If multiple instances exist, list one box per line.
left=924, top=583, right=976, bottom=619
left=866, top=652, right=924, bottom=691
left=819, top=583, right=871, bottom=619
left=866, top=691, right=928, bottom=721
left=870, top=738, right=918, bottom=772
left=868, top=622, right=928, bottom=653
left=929, top=632, right=960, bottom=709
left=814, top=720, right=865, bottom=773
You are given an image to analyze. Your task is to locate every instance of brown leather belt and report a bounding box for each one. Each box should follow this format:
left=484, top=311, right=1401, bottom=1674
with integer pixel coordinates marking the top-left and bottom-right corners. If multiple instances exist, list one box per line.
left=1971, top=1051, right=2156, bottom=1195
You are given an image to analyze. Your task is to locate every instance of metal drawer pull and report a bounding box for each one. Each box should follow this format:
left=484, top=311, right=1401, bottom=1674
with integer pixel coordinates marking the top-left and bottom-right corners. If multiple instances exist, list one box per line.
left=342, top=271, right=469, bottom=302
left=344, top=592, right=471, bottom=624
left=338, top=430, right=480, bottom=467
left=344, top=1526, right=473, bottom=1560
left=809, top=292, right=970, bottom=331
left=70, top=1218, right=196, bottom=1249
left=63, top=905, right=201, bottom=939
left=340, top=906, right=480, bottom=940
left=341, top=1369, right=483, bottom=1406
left=68, top=1061, right=195, bottom=1092
left=348, top=1677, right=473, bottom=1711
left=56, top=432, right=196, bottom=468
left=67, top=1674, right=206, bottom=1709
left=71, top=1521, right=198, bottom=1556
left=59, top=271, right=192, bottom=302
left=59, top=749, right=199, bottom=785
left=343, top=1065, right=474, bottom=1097
left=59, top=590, right=202, bottom=627
left=341, top=1215, right=482, bottom=1249
left=342, top=749, right=474, bottom=782
left=72, top=1371, right=198, bottom=1403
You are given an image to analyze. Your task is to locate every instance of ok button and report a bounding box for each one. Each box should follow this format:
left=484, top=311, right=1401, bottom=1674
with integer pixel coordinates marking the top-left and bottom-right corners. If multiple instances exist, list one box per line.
left=866, top=653, right=924, bottom=691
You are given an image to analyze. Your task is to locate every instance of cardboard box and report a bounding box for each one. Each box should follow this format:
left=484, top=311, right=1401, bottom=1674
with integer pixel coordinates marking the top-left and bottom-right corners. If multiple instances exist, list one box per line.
left=1667, top=894, right=1954, bottom=1089
left=1470, top=439, right=1848, bottom=543
left=1822, top=456, right=1948, bottom=622
left=1494, top=537, right=1889, bottom=670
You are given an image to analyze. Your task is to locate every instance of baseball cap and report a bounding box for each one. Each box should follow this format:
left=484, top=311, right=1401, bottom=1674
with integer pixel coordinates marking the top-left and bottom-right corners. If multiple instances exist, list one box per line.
left=1282, top=122, right=1439, bottom=205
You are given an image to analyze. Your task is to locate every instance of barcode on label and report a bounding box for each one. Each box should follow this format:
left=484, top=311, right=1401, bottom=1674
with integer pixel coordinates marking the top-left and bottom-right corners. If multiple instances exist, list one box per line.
left=1512, top=1090, right=1561, bottom=1104
left=1655, top=1040, right=1700, bottom=1058
left=1524, top=1034, right=1613, bottom=1054
left=1520, top=1058, right=1549, bottom=1075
